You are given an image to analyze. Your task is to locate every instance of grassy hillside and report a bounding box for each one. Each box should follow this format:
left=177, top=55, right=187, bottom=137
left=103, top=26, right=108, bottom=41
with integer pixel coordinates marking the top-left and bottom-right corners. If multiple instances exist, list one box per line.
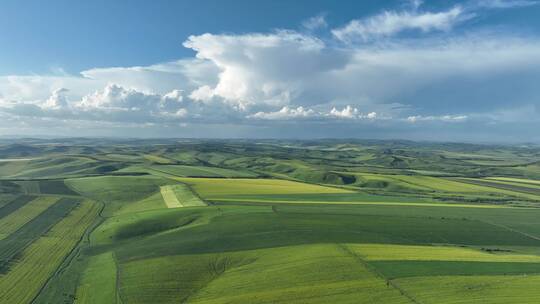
left=0, top=139, right=539, bottom=303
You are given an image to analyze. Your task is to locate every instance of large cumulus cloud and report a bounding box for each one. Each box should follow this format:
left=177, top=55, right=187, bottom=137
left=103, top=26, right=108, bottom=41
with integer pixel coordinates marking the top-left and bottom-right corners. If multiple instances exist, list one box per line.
left=1, top=1, right=540, bottom=140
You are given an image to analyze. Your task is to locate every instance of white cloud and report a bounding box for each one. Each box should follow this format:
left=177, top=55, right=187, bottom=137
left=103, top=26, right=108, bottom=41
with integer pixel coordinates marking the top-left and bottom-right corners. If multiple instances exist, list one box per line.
left=189, top=85, right=215, bottom=102
left=332, top=6, right=467, bottom=42
left=329, top=105, right=358, bottom=118
left=475, top=0, right=539, bottom=8
left=183, top=31, right=349, bottom=109
left=250, top=105, right=379, bottom=121
left=249, top=106, right=315, bottom=120
left=407, top=114, right=468, bottom=123
left=302, top=15, right=328, bottom=31
left=43, top=88, right=69, bottom=109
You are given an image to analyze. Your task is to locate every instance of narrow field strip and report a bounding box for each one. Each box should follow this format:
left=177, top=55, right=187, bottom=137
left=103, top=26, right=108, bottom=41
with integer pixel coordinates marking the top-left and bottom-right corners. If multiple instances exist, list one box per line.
left=487, top=177, right=540, bottom=186
left=451, top=178, right=540, bottom=199
left=371, top=260, right=540, bottom=278
left=160, top=185, right=182, bottom=208
left=394, top=275, right=540, bottom=304
left=0, top=195, right=35, bottom=219
left=211, top=198, right=515, bottom=209
left=74, top=252, right=117, bottom=304
left=0, top=197, right=78, bottom=271
left=161, top=184, right=206, bottom=208
left=482, top=179, right=540, bottom=190
left=176, top=177, right=353, bottom=198
left=0, top=200, right=100, bottom=304
left=349, top=244, right=540, bottom=263
left=0, top=196, right=58, bottom=240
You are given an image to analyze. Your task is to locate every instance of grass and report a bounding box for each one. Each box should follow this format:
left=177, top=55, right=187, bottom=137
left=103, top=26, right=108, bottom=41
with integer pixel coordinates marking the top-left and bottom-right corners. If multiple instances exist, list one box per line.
left=161, top=184, right=205, bottom=208
left=39, top=180, right=80, bottom=195
left=6, top=156, right=103, bottom=179
left=176, top=178, right=352, bottom=199
left=349, top=243, right=540, bottom=262
left=160, top=185, right=182, bottom=208
left=0, top=197, right=79, bottom=271
left=455, top=178, right=540, bottom=198
left=15, top=180, right=41, bottom=194
left=395, top=275, right=540, bottom=303
left=0, top=158, right=31, bottom=177
left=119, top=244, right=411, bottom=304
left=151, top=164, right=258, bottom=178
left=0, top=200, right=99, bottom=304
left=2, top=139, right=540, bottom=303
left=372, top=260, right=540, bottom=278
left=487, top=177, right=540, bottom=186
left=66, top=176, right=168, bottom=215
left=74, top=252, right=117, bottom=304
left=0, top=196, right=59, bottom=240
left=144, top=154, right=176, bottom=164
left=0, top=195, right=36, bottom=219
left=117, top=191, right=167, bottom=215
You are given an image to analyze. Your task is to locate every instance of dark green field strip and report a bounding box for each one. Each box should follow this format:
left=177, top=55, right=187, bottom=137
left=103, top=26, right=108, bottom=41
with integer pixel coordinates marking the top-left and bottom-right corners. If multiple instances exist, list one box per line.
left=111, top=205, right=540, bottom=263
left=38, top=180, right=79, bottom=195
left=214, top=192, right=429, bottom=203
left=0, top=195, right=35, bottom=219
left=0, top=197, right=80, bottom=272
left=371, top=260, right=540, bottom=278
left=453, top=178, right=540, bottom=196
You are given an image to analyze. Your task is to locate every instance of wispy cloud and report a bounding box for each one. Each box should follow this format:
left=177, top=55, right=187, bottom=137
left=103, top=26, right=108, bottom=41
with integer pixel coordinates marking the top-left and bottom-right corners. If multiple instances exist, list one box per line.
left=332, top=6, right=468, bottom=42
left=475, top=0, right=539, bottom=9
left=407, top=114, right=468, bottom=123
left=302, top=14, right=328, bottom=31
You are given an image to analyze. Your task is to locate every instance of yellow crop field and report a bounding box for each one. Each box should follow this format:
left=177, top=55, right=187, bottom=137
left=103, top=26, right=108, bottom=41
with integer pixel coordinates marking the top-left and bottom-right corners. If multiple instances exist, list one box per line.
left=487, top=177, right=540, bottom=185
left=176, top=178, right=352, bottom=198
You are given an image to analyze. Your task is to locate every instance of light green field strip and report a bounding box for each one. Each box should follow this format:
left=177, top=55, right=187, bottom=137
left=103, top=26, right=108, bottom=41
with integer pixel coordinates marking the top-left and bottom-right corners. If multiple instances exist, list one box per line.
left=0, top=201, right=99, bottom=304
left=450, top=178, right=540, bottom=200
left=160, top=184, right=205, bottom=208
left=484, top=177, right=540, bottom=189
left=74, top=252, right=117, bottom=304
left=176, top=177, right=353, bottom=198
left=395, top=275, right=540, bottom=304
left=160, top=185, right=182, bottom=208
left=117, top=192, right=167, bottom=215
left=348, top=244, right=540, bottom=262
left=0, top=196, right=58, bottom=240
left=212, top=198, right=516, bottom=209
left=487, top=177, right=540, bottom=186
left=144, top=154, right=175, bottom=164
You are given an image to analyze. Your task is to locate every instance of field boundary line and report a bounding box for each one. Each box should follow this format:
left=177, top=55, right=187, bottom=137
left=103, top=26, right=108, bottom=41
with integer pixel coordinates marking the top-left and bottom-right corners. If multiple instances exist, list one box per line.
left=181, top=182, right=208, bottom=206
left=480, top=220, right=540, bottom=242
left=336, top=243, right=422, bottom=304
left=113, top=252, right=123, bottom=304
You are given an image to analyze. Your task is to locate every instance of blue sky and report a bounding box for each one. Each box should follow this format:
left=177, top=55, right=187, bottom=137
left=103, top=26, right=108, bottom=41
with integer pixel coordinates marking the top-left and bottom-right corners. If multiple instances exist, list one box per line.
left=1, top=0, right=540, bottom=142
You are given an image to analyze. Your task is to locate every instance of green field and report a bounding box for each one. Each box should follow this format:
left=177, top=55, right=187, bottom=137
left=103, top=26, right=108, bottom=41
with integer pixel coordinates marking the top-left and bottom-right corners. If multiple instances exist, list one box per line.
left=1, top=139, right=540, bottom=303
